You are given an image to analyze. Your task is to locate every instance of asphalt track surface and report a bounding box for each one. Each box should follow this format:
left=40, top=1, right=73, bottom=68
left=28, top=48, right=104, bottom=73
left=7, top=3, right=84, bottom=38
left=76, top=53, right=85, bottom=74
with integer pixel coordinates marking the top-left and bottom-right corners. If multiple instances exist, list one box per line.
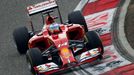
left=0, top=0, right=80, bottom=75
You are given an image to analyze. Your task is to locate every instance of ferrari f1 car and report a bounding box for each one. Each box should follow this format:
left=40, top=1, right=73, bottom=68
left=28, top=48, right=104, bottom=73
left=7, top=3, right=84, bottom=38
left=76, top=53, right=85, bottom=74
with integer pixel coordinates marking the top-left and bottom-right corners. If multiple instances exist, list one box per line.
left=13, top=0, right=104, bottom=75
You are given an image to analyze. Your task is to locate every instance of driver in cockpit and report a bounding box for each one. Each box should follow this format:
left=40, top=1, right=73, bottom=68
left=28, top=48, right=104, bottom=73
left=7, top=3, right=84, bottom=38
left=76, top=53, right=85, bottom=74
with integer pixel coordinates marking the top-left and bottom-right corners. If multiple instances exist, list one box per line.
left=43, top=16, right=61, bottom=34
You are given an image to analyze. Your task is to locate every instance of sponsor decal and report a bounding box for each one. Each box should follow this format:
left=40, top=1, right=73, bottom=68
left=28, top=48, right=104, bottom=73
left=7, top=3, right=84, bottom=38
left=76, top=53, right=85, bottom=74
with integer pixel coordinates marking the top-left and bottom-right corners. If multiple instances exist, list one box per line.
left=95, top=26, right=111, bottom=35
left=80, top=51, right=90, bottom=61
left=106, top=60, right=123, bottom=68
left=80, top=48, right=99, bottom=62
left=58, top=42, right=68, bottom=48
left=27, top=0, right=57, bottom=15
left=93, top=66, right=106, bottom=71
left=93, top=60, right=123, bottom=71
left=37, top=62, right=59, bottom=73
left=61, top=48, right=71, bottom=58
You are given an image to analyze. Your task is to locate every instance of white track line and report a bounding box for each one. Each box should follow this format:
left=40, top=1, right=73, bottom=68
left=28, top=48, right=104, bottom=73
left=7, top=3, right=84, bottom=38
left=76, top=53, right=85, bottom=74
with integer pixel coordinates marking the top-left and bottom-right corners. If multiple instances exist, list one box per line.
left=74, top=0, right=88, bottom=11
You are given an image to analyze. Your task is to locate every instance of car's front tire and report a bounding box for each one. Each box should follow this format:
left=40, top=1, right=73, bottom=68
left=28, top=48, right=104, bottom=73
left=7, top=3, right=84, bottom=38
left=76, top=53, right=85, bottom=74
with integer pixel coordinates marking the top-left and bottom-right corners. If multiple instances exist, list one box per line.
left=26, top=48, right=44, bottom=75
left=85, top=31, right=104, bottom=55
left=68, top=11, right=88, bottom=32
left=13, top=26, right=30, bottom=54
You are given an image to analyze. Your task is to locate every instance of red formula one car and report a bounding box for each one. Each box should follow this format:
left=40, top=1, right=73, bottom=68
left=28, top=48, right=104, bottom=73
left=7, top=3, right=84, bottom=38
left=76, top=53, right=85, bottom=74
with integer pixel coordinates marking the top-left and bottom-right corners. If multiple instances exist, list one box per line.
left=13, top=0, right=104, bottom=75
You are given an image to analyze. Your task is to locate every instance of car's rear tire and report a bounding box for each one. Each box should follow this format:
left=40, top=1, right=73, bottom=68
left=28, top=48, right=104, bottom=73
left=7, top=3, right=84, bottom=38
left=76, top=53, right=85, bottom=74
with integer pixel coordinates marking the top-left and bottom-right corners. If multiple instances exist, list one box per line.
left=26, top=48, right=44, bottom=75
left=68, top=11, right=88, bottom=32
left=13, top=26, right=30, bottom=54
left=85, top=31, right=104, bottom=55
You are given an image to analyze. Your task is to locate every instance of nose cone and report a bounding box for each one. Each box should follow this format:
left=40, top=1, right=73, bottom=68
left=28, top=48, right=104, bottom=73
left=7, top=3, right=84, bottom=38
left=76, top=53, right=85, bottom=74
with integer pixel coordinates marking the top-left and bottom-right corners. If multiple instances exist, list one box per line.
left=59, top=47, right=76, bottom=66
left=61, top=48, right=71, bottom=58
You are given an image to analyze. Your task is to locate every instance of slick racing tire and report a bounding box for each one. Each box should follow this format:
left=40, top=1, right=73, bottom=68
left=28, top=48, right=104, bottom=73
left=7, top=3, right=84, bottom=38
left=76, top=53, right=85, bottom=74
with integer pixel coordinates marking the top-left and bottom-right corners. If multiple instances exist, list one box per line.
left=13, top=26, right=29, bottom=54
left=68, top=11, right=88, bottom=32
left=85, top=31, right=104, bottom=55
left=26, top=48, right=44, bottom=75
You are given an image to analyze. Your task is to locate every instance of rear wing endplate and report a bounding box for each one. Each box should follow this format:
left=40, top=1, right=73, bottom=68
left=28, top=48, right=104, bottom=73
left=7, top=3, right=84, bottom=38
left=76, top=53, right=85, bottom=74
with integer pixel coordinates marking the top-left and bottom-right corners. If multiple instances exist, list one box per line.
left=27, top=0, right=58, bottom=16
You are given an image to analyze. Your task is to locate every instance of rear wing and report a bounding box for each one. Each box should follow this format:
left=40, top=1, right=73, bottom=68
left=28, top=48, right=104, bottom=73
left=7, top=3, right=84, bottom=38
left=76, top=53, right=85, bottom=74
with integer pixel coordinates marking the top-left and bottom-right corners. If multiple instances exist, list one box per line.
left=26, top=0, right=63, bottom=32
left=27, top=0, right=58, bottom=16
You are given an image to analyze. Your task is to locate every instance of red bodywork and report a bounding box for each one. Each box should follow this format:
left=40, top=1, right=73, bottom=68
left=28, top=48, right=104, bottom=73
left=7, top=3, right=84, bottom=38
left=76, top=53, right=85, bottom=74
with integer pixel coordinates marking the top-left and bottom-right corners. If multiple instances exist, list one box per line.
left=29, top=16, right=84, bottom=64
left=25, top=0, right=103, bottom=74
left=28, top=16, right=102, bottom=75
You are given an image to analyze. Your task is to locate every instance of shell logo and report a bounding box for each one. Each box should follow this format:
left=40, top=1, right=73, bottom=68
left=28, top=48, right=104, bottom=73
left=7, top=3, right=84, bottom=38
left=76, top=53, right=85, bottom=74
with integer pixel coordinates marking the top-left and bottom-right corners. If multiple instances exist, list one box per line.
left=61, top=48, right=71, bottom=59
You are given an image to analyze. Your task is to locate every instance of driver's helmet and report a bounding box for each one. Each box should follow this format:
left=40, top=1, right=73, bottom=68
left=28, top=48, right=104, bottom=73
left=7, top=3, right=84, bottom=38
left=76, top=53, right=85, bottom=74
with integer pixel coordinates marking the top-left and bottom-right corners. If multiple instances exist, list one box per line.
left=49, top=23, right=61, bottom=34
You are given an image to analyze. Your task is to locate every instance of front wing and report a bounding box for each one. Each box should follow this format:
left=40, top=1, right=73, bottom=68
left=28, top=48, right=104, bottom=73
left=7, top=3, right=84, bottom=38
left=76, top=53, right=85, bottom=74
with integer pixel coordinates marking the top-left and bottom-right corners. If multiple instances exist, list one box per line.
left=34, top=48, right=102, bottom=75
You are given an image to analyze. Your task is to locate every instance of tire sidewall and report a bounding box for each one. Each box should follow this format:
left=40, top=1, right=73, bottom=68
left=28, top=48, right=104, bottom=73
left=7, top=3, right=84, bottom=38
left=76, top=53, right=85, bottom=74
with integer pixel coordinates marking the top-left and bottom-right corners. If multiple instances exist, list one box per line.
left=26, top=48, right=44, bottom=75
left=13, top=26, right=30, bottom=54
left=85, top=31, right=104, bottom=54
left=68, top=11, right=88, bottom=32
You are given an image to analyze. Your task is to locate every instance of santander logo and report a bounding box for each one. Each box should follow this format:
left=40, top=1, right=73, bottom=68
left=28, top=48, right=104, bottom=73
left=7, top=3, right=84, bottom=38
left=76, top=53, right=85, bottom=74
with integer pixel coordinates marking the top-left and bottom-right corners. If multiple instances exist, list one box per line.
left=27, top=0, right=55, bottom=11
